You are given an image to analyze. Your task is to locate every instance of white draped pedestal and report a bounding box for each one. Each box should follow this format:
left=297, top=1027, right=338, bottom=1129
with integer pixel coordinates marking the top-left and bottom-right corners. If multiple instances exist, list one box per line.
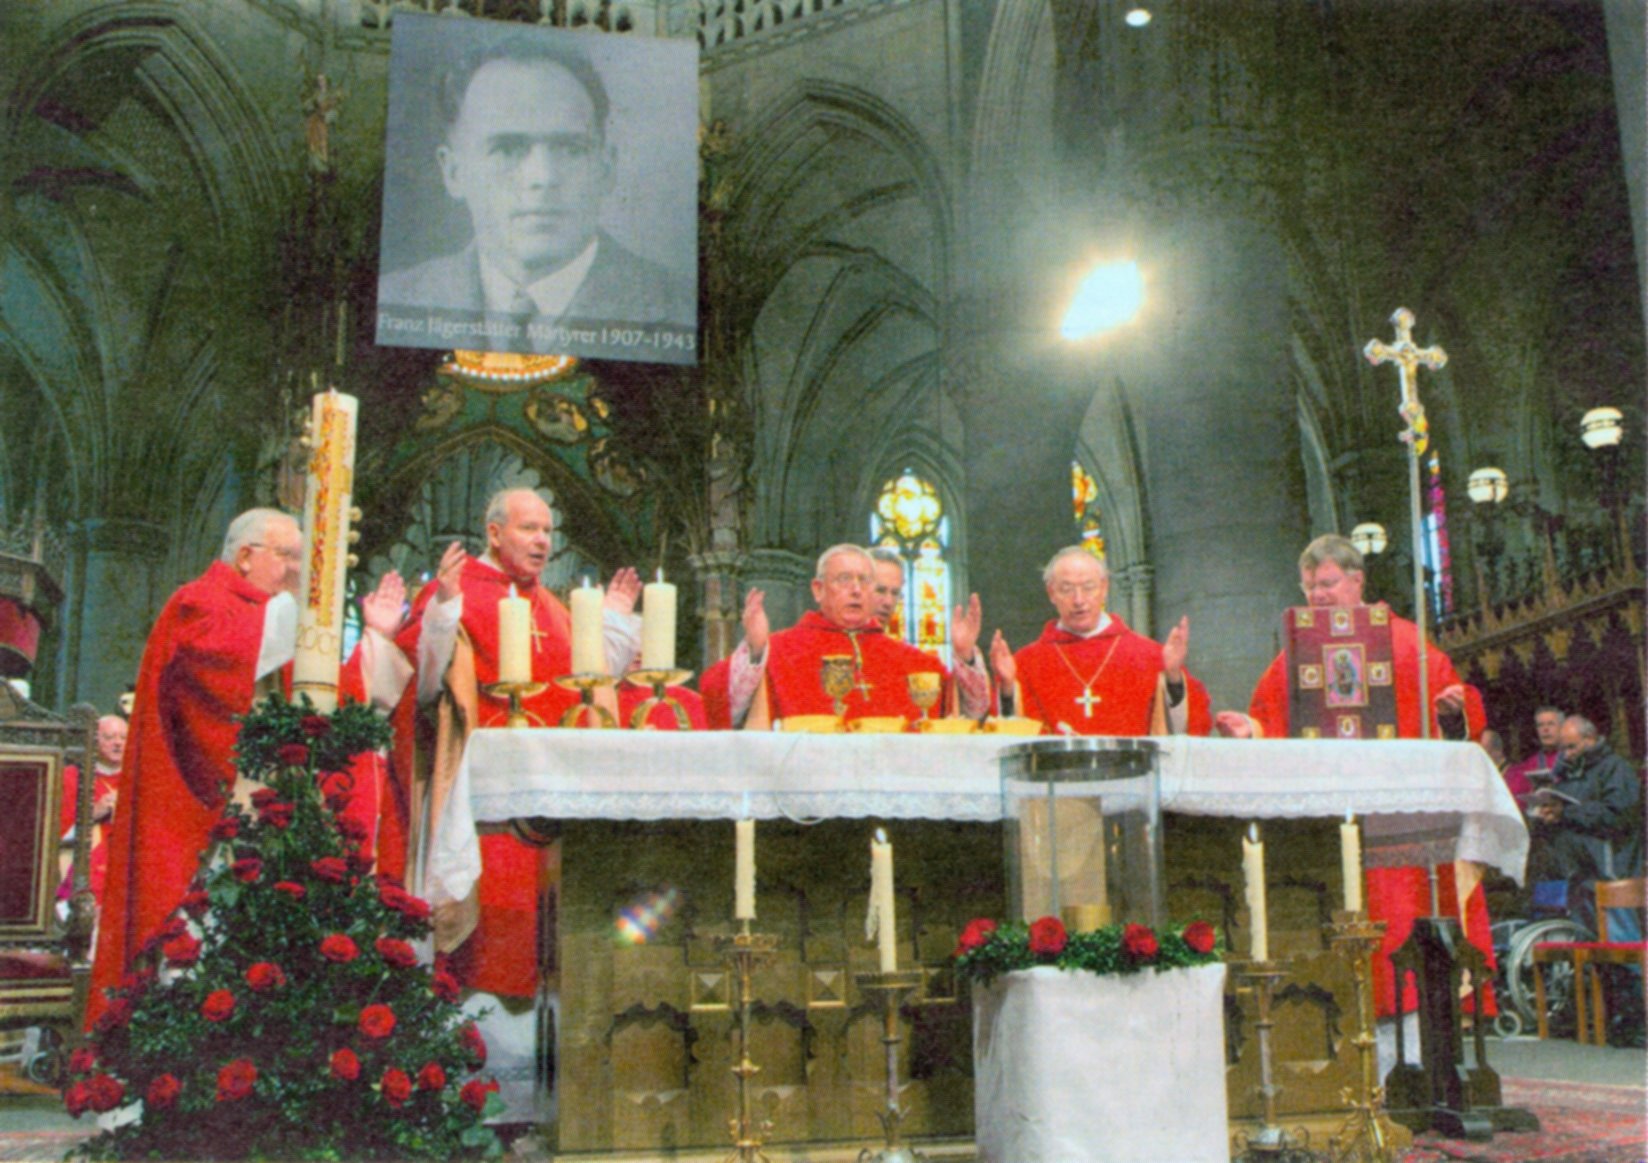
left=972, top=964, right=1230, bottom=1163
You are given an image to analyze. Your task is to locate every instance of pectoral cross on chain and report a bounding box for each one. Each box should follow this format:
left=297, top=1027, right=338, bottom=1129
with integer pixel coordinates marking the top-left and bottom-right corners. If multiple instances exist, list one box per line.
left=1075, top=686, right=1101, bottom=717
left=1363, top=307, right=1447, bottom=456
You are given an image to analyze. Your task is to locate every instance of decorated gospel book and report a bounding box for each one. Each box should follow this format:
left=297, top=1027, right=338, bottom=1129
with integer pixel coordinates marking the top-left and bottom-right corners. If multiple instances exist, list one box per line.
left=1283, top=604, right=1398, bottom=740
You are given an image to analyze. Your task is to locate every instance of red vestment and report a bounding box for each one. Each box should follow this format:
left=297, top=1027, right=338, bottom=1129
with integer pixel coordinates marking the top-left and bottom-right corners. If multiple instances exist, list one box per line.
left=393, top=556, right=579, bottom=999
left=87, top=562, right=278, bottom=1027
left=761, top=611, right=948, bottom=724
left=618, top=679, right=708, bottom=730
left=699, top=658, right=733, bottom=730
left=57, top=765, right=119, bottom=904
left=1246, top=607, right=1494, bottom=1018
left=1013, top=618, right=1212, bottom=736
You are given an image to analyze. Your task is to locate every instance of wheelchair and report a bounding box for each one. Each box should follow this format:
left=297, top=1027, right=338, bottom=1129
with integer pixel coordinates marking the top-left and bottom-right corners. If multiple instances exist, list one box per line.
left=1489, top=879, right=1591, bottom=1037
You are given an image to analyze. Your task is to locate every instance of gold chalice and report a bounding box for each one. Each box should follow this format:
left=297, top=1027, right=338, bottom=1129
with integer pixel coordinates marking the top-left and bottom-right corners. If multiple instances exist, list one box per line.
left=907, top=671, right=942, bottom=721
left=820, top=654, right=855, bottom=717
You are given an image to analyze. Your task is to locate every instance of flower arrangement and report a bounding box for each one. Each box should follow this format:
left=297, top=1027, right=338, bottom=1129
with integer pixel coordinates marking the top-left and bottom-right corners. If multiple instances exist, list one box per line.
left=952, top=915, right=1222, bottom=988
left=65, top=694, right=505, bottom=1160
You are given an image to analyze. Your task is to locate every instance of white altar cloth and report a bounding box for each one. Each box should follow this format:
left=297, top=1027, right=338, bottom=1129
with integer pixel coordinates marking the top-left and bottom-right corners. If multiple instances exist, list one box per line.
left=427, top=733, right=1526, bottom=914
left=972, top=964, right=1229, bottom=1163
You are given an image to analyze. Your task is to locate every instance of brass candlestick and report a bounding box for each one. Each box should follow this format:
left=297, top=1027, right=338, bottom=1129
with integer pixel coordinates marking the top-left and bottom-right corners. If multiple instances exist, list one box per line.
left=624, top=667, right=696, bottom=729
left=553, top=673, right=618, bottom=728
left=1232, top=961, right=1316, bottom=1162
left=718, top=923, right=780, bottom=1163
left=821, top=655, right=855, bottom=717
left=480, top=681, right=550, bottom=728
left=1326, top=910, right=1400, bottom=1162
left=854, top=969, right=928, bottom=1163
left=906, top=672, right=940, bottom=721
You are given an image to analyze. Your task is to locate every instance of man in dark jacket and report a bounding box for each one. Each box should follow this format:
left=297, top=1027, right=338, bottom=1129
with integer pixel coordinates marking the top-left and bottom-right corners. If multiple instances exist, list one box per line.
left=1528, top=715, right=1642, bottom=932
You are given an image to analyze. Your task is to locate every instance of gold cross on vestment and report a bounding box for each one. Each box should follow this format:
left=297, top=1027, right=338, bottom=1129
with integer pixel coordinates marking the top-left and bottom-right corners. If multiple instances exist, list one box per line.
left=528, top=618, right=549, bottom=653
left=1363, top=307, right=1447, bottom=455
left=1075, top=686, right=1101, bottom=717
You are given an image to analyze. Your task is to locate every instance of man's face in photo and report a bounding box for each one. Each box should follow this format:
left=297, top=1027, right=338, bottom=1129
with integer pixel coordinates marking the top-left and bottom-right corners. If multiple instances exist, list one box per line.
left=1534, top=709, right=1563, bottom=749
left=438, top=57, right=614, bottom=286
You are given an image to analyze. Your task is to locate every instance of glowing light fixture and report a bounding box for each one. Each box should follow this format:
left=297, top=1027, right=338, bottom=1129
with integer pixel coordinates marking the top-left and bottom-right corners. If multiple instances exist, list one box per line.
left=1466, top=466, right=1509, bottom=505
left=1349, top=522, right=1388, bottom=557
left=1580, top=406, right=1624, bottom=449
left=1060, top=260, right=1144, bottom=340
left=1125, top=7, right=1151, bottom=26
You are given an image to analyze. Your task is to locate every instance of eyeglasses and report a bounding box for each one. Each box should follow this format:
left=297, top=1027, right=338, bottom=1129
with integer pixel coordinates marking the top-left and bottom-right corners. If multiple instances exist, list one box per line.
left=1051, top=581, right=1103, bottom=598
left=823, top=572, right=870, bottom=589
left=249, top=543, right=303, bottom=563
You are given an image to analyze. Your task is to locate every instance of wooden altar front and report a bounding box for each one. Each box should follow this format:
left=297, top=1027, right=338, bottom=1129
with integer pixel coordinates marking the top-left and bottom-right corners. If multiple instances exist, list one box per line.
left=430, top=734, right=1525, bottom=1159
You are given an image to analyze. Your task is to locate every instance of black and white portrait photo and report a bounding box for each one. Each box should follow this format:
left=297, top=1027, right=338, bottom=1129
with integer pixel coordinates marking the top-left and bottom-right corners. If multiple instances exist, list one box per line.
left=376, top=14, right=699, bottom=365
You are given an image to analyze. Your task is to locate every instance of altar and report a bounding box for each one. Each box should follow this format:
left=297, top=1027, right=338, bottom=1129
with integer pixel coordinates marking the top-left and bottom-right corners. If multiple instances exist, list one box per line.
left=427, top=733, right=1524, bottom=1157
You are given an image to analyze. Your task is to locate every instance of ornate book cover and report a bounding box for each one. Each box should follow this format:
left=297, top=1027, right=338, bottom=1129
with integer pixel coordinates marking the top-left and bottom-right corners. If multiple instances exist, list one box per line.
left=1283, top=604, right=1398, bottom=740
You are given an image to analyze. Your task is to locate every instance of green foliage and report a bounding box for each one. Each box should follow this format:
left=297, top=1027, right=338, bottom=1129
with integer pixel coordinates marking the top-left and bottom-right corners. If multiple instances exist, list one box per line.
left=953, top=917, right=1224, bottom=990
left=66, top=695, right=500, bottom=1160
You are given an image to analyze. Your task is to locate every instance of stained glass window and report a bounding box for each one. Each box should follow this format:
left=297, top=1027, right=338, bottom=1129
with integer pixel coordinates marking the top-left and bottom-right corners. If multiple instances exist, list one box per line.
left=1422, top=451, right=1454, bottom=618
left=1072, top=461, right=1105, bottom=559
left=869, top=469, right=952, bottom=663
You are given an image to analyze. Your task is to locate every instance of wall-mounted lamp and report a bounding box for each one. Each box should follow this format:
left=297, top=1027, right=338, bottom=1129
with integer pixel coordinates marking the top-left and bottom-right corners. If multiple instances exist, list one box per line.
left=1349, top=522, right=1388, bottom=557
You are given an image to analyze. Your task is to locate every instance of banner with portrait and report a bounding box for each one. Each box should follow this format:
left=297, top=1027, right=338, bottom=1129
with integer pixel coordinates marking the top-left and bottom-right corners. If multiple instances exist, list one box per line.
left=376, top=14, right=699, bottom=365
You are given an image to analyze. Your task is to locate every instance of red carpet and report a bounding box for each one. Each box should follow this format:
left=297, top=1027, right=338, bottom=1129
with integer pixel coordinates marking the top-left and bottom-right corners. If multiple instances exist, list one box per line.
left=1401, top=1078, right=1647, bottom=1163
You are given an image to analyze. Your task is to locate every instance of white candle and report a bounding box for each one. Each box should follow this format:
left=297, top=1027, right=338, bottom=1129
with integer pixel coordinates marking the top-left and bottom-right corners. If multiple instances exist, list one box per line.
left=498, top=585, right=532, bottom=684
left=1243, top=822, right=1269, bottom=962
left=641, top=571, right=677, bottom=671
left=291, top=388, right=359, bottom=714
left=570, top=579, right=605, bottom=675
left=1340, top=814, right=1364, bottom=913
left=734, top=819, right=756, bottom=921
left=870, top=829, right=897, bottom=973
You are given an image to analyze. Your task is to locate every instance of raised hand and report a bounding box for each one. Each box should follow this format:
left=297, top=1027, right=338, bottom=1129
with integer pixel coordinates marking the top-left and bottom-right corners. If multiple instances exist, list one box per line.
left=604, top=566, right=642, bottom=614
left=743, top=587, right=769, bottom=656
left=435, top=542, right=466, bottom=603
left=360, top=571, right=408, bottom=638
left=1162, top=615, right=1189, bottom=683
left=952, top=592, right=983, bottom=662
left=988, top=629, right=1016, bottom=686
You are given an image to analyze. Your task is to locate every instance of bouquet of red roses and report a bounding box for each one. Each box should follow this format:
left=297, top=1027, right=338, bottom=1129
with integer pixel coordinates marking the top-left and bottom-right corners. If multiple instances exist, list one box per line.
left=65, top=694, right=505, bottom=1160
left=951, top=914, right=1221, bottom=988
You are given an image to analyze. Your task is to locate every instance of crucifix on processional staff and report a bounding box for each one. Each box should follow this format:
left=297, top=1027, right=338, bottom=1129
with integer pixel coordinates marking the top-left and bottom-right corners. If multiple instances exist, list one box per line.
left=1363, top=306, right=1447, bottom=740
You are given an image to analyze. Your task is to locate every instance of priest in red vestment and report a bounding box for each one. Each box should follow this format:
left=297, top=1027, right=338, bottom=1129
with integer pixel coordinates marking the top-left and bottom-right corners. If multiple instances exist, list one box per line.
left=743, top=544, right=990, bottom=728
left=57, top=714, right=127, bottom=910
left=1214, top=533, right=1494, bottom=1019
left=86, top=509, right=305, bottom=1027
left=989, top=547, right=1211, bottom=736
left=384, top=488, right=640, bottom=999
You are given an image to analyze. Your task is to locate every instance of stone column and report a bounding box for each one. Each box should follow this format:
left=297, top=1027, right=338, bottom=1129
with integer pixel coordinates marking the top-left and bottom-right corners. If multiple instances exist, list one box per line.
left=58, top=518, right=168, bottom=712
left=687, top=549, right=748, bottom=666
left=740, top=548, right=814, bottom=636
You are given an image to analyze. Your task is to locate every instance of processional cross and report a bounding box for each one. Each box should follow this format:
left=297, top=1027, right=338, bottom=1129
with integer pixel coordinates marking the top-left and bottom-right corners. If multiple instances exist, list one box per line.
left=1362, top=307, right=1447, bottom=739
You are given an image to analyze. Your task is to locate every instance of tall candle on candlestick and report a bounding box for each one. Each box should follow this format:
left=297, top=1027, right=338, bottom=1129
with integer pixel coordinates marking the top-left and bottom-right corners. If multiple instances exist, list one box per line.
left=734, top=819, right=756, bottom=921
left=570, top=578, right=605, bottom=674
left=869, top=829, right=898, bottom=973
left=498, top=584, right=532, bottom=684
left=1243, top=822, right=1269, bottom=962
left=641, top=569, right=677, bottom=671
left=1340, top=813, right=1364, bottom=913
left=292, top=388, right=359, bottom=714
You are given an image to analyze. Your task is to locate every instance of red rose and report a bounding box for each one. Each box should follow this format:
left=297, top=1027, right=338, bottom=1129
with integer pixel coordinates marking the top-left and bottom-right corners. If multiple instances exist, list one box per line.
left=432, top=970, right=461, bottom=1003
left=276, top=743, right=310, bottom=767
left=259, top=802, right=294, bottom=829
left=375, top=937, right=417, bottom=968
left=311, top=857, right=349, bottom=884
left=1027, top=915, right=1068, bottom=957
left=232, top=857, right=262, bottom=883
left=163, top=934, right=201, bottom=966
left=416, top=1061, right=446, bottom=1091
left=336, top=815, right=369, bottom=842
left=180, top=890, right=211, bottom=918
left=459, top=1021, right=487, bottom=1067
left=329, top=1048, right=361, bottom=1081
left=301, top=715, right=332, bottom=737
left=274, top=881, right=307, bottom=900
left=85, top=1073, right=125, bottom=1113
left=64, top=1081, right=90, bottom=1117
left=1183, top=921, right=1217, bottom=955
left=399, top=894, right=432, bottom=922
left=954, top=917, right=998, bottom=957
left=94, top=997, right=132, bottom=1034
left=158, top=916, right=189, bottom=940
left=216, top=1058, right=257, bottom=1102
left=380, top=1067, right=412, bottom=1108
left=358, top=1003, right=396, bottom=1039
left=320, top=933, right=359, bottom=963
left=209, top=817, right=239, bottom=841
left=460, top=1078, right=491, bottom=1113
left=1122, top=923, right=1160, bottom=960
left=201, top=989, right=237, bottom=1022
left=145, top=1073, right=181, bottom=1110
left=249, top=787, right=279, bottom=808
left=245, top=962, right=287, bottom=992
left=69, top=1047, right=96, bottom=1075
